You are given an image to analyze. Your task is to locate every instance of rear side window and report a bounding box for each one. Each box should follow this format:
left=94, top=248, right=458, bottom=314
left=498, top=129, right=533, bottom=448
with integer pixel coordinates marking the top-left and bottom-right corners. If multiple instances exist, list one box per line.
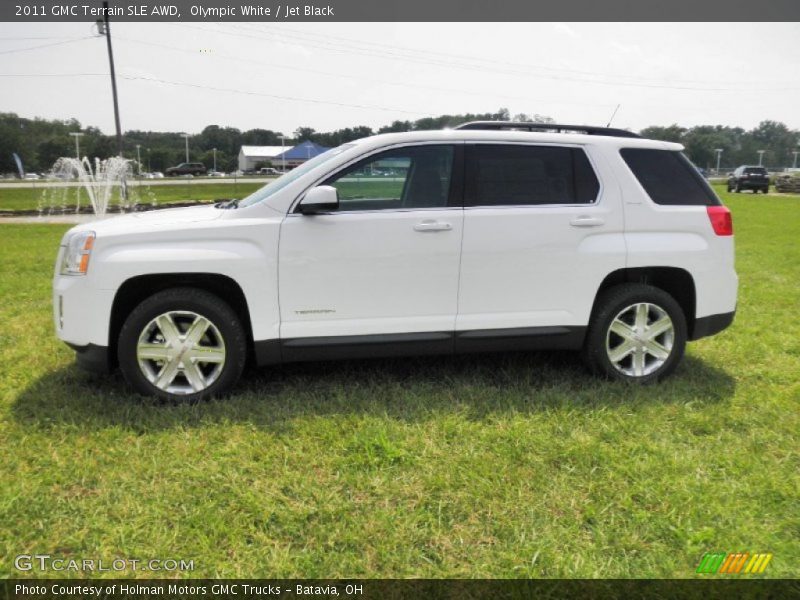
left=744, top=167, right=767, bottom=175
left=621, top=149, right=720, bottom=206
left=465, top=145, right=599, bottom=206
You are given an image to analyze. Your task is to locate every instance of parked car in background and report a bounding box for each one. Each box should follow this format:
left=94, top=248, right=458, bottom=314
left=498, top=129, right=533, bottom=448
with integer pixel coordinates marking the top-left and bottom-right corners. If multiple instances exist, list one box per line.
left=208, top=171, right=227, bottom=177
left=727, top=165, right=769, bottom=193
left=24, top=173, right=41, bottom=180
left=53, top=122, right=737, bottom=401
left=258, top=167, right=282, bottom=175
left=165, top=162, right=206, bottom=177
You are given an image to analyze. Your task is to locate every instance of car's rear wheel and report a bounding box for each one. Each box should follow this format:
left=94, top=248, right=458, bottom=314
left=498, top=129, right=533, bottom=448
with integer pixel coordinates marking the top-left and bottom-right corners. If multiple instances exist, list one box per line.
left=583, top=284, right=687, bottom=383
left=118, top=287, right=247, bottom=401
left=735, top=183, right=741, bottom=193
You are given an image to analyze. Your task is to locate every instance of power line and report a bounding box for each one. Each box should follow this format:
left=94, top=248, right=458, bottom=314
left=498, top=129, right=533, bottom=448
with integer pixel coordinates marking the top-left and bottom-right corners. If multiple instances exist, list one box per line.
left=191, top=23, right=799, bottom=93
left=2, top=71, right=788, bottom=114
left=245, top=23, right=748, bottom=88
left=113, top=33, right=617, bottom=111
left=0, top=73, right=106, bottom=77
left=0, top=36, right=95, bottom=55
left=118, top=74, right=435, bottom=116
left=0, top=36, right=89, bottom=41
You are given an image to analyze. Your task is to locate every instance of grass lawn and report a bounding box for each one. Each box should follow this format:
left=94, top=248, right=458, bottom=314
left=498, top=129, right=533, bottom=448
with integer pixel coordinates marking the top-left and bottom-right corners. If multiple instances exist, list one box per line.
left=0, top=181, right=265, bottom=212
left=0, top=190, right=797, bottom=579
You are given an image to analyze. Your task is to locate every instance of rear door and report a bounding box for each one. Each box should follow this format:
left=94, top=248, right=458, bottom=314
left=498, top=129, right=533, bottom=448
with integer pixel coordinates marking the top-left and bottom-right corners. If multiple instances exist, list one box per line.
left=456, top=143, right=626, bottom=345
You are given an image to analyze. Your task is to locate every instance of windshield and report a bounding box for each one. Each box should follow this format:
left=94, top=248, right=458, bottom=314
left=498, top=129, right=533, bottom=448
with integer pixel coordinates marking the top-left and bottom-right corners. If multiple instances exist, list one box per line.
left=238, top=144, right=355, bottom=208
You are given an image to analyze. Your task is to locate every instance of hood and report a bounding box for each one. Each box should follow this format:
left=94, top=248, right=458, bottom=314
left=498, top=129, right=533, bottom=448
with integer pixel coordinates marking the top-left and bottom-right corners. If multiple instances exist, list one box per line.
left=68, top=204, right=224, bottom=238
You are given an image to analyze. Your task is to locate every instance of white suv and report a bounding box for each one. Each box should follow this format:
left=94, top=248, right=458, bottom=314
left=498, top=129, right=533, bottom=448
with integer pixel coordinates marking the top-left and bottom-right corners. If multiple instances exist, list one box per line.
left=53, top=122, right=737, bottom=401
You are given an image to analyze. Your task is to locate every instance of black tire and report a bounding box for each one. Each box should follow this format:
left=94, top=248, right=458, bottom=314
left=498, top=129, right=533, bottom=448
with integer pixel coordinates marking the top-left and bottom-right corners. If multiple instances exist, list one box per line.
left=735, top=183, right=741, bottom=193
left=582, top=284, right=687, bottom=383
left=763, top=187, right=769, bottom=194
left=118, top=287, right=247, bottom=401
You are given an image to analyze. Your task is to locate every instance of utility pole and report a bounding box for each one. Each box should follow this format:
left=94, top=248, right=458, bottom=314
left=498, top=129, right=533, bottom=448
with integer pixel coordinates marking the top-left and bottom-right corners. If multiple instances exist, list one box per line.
left=213, top=147, right=217, bottom=172
left=714, top=148, right=723, bottom=174
left=181, top=133, right=190, bottom=163
left=69, top=132, right=84, bottom=161
left=793, top=151, right=799, bottom=169
left=279, top=134, right=288, bottom=173
left=136, top=144, right=141, bottom=174
left=757, top=150, right=765, bottom=166
left=97, top=1, right=123, bottom=156
left=69, top=132, right=84, bottom=213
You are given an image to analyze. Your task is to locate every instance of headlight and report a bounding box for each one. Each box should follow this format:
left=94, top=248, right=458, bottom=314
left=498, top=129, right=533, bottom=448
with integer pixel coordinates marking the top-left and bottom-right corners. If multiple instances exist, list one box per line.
left=61, top=231, right=95, bottom=275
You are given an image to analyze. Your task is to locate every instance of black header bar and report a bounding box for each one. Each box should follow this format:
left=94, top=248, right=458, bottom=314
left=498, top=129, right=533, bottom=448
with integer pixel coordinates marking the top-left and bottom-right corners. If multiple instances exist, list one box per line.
left=3, top=0, right=800, bottom=22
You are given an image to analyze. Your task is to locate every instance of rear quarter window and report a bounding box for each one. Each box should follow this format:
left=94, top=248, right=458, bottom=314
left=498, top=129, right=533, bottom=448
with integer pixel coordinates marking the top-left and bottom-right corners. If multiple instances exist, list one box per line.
left=620, top=148, right=720, bottom=206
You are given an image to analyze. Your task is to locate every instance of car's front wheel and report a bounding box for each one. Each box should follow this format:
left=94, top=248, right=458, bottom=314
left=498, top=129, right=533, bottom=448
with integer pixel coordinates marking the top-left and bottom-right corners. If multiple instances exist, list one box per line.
left=583, top=284, right=687, bottom=383
left=118, top=287, right=247, bottom=401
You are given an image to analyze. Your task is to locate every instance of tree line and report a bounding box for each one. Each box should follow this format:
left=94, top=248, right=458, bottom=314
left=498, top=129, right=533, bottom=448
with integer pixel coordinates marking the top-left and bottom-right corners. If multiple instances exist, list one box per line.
left=1, top=108, right=797, bottom=174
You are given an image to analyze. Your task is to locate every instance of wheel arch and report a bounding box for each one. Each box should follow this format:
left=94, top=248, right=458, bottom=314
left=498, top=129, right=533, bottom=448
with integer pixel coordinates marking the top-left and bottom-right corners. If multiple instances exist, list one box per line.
left=591, top=267, right=697, bottom=337
left=108, top=273, right=254, bottom=368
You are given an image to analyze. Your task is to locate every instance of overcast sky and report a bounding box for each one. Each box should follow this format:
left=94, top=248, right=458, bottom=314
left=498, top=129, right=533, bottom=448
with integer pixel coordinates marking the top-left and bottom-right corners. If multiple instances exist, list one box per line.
left=1, top=22, right=798, bottom=135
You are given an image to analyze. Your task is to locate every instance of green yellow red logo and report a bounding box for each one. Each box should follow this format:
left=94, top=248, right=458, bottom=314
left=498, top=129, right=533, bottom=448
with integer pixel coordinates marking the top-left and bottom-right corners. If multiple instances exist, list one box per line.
left=696, top=552, right=772, bottom=574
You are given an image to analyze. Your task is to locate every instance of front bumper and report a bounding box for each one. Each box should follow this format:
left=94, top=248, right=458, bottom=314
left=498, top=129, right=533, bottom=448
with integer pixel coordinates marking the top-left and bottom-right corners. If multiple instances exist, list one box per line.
left=66, top=342, right=112, bottom=374
left=53, top=274, right=115, bottom=349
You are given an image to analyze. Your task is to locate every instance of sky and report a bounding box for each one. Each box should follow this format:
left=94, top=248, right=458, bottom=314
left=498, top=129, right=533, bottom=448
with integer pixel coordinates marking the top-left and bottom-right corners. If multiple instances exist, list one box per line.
left=1, top=21, right=799, bottom=135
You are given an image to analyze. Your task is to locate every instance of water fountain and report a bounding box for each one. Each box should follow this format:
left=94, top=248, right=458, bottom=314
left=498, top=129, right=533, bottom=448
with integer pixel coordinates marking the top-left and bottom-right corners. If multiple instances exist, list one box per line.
left=39, top=156, right=153, bottom=218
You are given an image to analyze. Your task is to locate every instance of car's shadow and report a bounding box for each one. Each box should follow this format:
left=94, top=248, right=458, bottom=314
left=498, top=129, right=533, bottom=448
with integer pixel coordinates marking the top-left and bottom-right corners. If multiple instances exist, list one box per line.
left=12, top=351, right=736, bottom=433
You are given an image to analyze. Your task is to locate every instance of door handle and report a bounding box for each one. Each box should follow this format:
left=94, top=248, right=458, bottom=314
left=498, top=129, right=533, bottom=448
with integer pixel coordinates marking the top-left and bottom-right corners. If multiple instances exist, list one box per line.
left=414, top=220, right=452, bottom=232
left=569, top=216, right=605, bottom=228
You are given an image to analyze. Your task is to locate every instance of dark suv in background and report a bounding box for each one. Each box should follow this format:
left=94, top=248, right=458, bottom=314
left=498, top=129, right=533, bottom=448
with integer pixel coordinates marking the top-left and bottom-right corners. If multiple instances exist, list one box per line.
left=727, top=166, right=770, bottom=193
left=165, top=162, right=206, bottom=177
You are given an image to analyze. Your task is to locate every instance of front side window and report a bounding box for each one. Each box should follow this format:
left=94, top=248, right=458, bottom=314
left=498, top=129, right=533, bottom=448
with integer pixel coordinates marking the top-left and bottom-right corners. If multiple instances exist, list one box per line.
left=239, top=144, right=354, bottom=208
left=466, top=144, right=599, bottom=206
left=323, top=145, right=455, bottom=212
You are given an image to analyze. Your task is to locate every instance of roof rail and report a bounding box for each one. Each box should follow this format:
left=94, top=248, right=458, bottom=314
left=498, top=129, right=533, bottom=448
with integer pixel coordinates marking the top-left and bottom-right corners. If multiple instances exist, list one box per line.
left=454, top=121, right=641, bottom=139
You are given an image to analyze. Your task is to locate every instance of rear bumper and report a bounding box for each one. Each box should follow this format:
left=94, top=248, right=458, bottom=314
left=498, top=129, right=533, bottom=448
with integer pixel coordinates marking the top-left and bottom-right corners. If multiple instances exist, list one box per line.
left=66, top=342, right=111, bottom=374
left=691, top=310, right=735, bottom=341
left=735, top=180, right=768, bottom=189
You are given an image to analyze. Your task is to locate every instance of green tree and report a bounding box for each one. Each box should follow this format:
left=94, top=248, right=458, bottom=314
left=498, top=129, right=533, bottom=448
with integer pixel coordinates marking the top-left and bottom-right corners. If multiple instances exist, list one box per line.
left=639, top=124, right=686, bottom=143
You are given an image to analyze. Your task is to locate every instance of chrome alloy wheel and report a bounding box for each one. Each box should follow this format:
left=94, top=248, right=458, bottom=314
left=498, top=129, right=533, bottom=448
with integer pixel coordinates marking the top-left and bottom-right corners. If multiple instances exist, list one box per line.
left=136, top=311, right=226, bottom=395
left=605, top=302, right=675, bottom=378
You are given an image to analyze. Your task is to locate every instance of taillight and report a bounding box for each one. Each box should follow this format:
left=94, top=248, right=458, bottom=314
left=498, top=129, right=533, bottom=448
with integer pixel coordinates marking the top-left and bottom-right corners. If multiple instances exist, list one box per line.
left=707, top=205, right=733, bottom=236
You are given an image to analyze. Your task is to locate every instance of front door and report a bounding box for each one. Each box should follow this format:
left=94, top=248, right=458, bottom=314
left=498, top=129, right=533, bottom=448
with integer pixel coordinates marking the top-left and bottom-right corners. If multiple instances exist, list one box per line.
left=278, top=144, right=464, bottom=353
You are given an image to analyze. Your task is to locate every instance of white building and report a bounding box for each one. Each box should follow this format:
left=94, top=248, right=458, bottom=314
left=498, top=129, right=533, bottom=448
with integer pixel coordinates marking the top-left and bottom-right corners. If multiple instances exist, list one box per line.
left=237, top=146, right=286, bottom=172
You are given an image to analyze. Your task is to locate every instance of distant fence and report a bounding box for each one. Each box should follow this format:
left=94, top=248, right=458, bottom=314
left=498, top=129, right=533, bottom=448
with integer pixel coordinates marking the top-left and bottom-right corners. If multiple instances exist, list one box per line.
left=708, top=167, right=798, bottom=176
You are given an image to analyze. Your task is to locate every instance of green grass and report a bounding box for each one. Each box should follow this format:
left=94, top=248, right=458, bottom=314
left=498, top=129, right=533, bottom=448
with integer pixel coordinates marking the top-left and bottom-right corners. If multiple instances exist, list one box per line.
left=0, top=181, right=265, bottom=212
left=0, top=191, right=798, bottom=579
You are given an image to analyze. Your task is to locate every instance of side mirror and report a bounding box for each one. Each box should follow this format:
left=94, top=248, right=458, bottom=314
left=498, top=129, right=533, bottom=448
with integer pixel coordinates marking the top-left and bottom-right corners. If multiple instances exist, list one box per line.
left=298, top=185, right=339, bottom=214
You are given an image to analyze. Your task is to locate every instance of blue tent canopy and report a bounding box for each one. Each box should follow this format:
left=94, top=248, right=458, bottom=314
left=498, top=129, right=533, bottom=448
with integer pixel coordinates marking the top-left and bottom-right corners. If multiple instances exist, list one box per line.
left=273, top=141, right=330, bottom=160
